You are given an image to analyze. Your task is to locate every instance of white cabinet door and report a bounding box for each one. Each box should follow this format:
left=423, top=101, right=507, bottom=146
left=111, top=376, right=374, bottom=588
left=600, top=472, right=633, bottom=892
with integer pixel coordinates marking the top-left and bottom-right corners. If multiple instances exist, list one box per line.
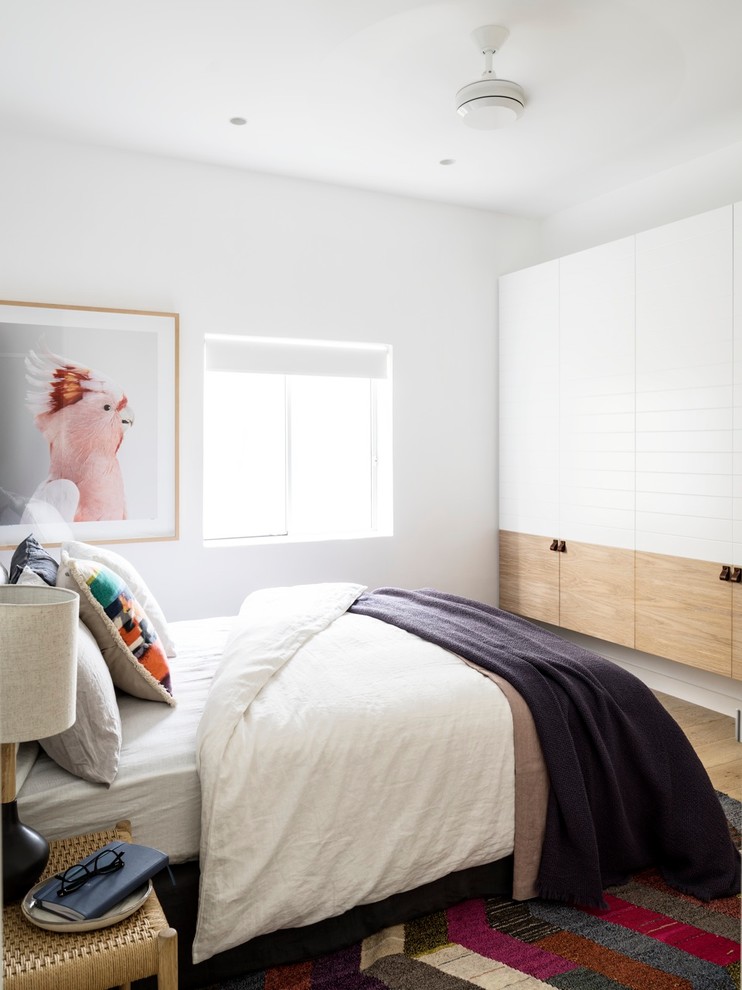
left=635, top=206, right=734, bottom=564
left=499, top=260, right=559, bottom=539
left=734, top=202, right=742, bottom=572
left=559, top=237, right=635, bottom=550
left=734, top=202, right=742, bottom=678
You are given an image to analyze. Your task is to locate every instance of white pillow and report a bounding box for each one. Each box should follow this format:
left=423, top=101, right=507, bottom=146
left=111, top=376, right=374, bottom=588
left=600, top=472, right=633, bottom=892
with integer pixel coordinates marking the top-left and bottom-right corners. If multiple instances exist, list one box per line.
left=63, top=541, right=176, bottom=657
left=15, top=566, right=47, bottom=588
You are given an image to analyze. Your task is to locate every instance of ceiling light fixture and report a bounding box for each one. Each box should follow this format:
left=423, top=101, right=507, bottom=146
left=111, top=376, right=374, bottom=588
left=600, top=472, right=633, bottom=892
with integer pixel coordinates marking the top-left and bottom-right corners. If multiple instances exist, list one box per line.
left=229, top=116, right=247, bottom=126
left=455, top=26, right=525, bottom=130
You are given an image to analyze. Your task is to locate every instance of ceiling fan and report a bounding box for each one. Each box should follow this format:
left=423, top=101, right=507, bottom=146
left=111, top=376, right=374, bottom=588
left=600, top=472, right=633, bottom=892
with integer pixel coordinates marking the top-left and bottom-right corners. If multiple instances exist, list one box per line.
left=455, top=25, right=526, bottom=129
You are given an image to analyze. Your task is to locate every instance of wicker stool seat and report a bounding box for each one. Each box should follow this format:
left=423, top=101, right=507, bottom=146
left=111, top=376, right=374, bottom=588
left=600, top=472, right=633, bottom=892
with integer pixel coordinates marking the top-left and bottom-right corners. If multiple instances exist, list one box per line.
left=3, top=820, right=177, bottom=990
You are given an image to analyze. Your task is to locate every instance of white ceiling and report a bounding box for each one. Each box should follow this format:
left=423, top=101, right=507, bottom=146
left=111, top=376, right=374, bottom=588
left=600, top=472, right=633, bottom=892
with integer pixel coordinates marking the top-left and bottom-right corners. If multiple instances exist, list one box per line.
left=3, top=0, right=742, bottom=218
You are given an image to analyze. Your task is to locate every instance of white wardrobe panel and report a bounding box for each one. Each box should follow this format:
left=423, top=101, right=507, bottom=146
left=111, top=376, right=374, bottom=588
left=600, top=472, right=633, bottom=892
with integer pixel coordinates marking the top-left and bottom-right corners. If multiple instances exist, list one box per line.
left=499, top=261, right=559, bottom=358
left=638, top=365, right=731, bottom=392
left=635, top=528, right=731, bottom=565
left=637, top=430, right=732, bottom=453
left=561, top=528, right=634, bottom=550
left=562, top=431, right=634, bottom=454
left=639, top=472, right=732, bottom=498
left=559, top=467, right=634, bottom=489
left=499, top=401, right=555, bottom=431
left=559, top=507, right=635, bottom=550
left=559, top=486, right=634, bottom=511
left=635, top=513, right=730, bottom=541
left=560, top=451, right=634, bottom=473
left=562, top=392, right=635, bottom=417
left=499, top=462, right=558, bottom=487
left=636, top=451, right=733, bottom=475
left=636, top=206, right=734, bottom=562
left=560, top=411, right=634, bottom=434
left=636, top=408, right=732, bottom=433
left=499, top=501, right=559, bottom=538
left=734, top=203, right=742, bottom=566
left=566, top=374, right=634, bottom=398
left=638, top=338, right=729, bottom=372
left=559, top=484, right=635, bottom=548
left=559, top=237, right=635, bottom=549
left=499, top=260, right=559, bottom=537
left=499, top=362, right=555, bottom=394
left=636, top=502, right=732, bottom=562
left=636, top=208, right=732, bottom=350
left=636, top=492, right=733, bottom=519
left=636, top=385, right=734, bottom=413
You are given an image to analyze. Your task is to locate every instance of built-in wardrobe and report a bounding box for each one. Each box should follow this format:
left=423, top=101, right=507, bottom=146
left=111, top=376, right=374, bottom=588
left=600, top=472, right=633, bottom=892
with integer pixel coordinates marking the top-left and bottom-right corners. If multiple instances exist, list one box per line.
left=498, top=203, right=742, bottom=679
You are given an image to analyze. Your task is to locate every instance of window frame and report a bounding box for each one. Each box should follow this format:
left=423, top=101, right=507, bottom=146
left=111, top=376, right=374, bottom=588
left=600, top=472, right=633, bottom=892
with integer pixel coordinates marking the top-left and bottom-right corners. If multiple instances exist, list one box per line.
left=203, top=335, right=392, bottom=546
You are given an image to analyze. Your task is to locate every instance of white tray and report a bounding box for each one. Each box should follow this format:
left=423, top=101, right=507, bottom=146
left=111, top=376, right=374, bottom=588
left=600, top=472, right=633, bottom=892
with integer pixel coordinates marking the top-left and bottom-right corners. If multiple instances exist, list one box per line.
left=21, top=879, right=152, bottom=933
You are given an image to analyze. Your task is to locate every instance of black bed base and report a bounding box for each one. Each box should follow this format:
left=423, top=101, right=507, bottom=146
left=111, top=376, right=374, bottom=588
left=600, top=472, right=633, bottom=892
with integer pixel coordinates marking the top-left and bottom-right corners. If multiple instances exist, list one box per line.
left=134, top=854, right=514, bottom=989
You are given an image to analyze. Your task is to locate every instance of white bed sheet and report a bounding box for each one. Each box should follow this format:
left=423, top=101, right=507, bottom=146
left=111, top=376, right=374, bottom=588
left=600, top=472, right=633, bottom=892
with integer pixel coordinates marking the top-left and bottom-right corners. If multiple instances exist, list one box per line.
left=17, top=615, right=232, bottom=863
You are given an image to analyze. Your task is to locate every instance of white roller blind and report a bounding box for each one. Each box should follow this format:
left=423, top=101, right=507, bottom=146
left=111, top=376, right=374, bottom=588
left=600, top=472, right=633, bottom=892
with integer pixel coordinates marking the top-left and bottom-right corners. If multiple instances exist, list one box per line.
left=205, top=334, right=390, bottom=379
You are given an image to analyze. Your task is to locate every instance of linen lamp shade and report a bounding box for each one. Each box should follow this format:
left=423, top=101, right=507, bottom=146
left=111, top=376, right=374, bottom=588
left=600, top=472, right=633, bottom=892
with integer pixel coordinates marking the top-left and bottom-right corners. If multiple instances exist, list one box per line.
left=0, top=584, right=79, bottom=901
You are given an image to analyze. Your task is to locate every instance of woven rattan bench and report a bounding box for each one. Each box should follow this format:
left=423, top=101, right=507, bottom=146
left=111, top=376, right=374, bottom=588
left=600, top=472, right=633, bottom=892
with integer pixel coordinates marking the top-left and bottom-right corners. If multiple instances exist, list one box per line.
left=3, top=820, right=177, bottom=990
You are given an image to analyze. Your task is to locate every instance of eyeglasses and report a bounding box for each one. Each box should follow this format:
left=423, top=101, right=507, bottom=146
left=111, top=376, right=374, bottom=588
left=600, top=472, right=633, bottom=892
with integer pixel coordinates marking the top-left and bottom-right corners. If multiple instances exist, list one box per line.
left=55, top=848, right=125, bottom=896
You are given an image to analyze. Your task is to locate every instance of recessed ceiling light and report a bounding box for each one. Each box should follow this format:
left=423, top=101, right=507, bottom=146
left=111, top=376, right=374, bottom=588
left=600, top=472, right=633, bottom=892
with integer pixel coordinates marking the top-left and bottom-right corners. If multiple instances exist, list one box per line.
left=439, top=159, right=456, bottom=166
left=229, top=117, right=247, bottom=126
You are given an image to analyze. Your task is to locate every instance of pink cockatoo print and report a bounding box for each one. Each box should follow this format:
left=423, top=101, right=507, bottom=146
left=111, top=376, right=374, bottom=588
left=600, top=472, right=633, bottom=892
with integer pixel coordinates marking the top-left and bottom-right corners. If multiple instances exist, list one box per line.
left=25, top=349, right=135, bottom=522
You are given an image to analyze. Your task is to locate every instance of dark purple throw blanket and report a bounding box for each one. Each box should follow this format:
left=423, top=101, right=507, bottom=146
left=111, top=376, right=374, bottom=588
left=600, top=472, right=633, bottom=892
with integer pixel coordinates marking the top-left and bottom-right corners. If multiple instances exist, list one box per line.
left=349, top=587, right=740, bottom=907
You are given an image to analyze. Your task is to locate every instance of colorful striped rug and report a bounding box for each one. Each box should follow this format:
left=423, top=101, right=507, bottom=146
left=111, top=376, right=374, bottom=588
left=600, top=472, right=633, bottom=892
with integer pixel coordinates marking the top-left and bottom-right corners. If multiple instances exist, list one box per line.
left=210, top=793, right=741, bottom=990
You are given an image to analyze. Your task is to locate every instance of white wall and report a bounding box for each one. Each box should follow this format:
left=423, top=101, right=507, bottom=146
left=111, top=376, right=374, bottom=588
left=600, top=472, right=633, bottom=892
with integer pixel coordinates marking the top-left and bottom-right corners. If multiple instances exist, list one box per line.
left=0, top=130, right=539, bottom=619
left=540, top=139, right=742, bottom=260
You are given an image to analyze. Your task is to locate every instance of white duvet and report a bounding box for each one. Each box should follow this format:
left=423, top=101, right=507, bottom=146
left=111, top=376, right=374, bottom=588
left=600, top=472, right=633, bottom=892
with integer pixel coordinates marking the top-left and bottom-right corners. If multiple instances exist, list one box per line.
left=193, top=583, right=515, bottom=963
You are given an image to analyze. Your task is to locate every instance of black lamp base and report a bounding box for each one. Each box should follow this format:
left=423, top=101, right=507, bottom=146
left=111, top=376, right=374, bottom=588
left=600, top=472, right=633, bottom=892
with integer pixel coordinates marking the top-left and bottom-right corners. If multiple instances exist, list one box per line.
left=2, top=799, right=49, bottom=903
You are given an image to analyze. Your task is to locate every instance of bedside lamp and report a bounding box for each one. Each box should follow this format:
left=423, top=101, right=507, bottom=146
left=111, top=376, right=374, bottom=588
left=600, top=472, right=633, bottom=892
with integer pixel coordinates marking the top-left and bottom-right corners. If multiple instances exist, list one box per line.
left=0, top=585, right=78, bottom=902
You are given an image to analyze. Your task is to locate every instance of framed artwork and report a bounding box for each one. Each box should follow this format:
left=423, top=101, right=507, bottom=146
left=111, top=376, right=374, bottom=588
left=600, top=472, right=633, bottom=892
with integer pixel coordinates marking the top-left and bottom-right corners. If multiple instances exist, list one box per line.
left=0, top=301, right=179, bottom=548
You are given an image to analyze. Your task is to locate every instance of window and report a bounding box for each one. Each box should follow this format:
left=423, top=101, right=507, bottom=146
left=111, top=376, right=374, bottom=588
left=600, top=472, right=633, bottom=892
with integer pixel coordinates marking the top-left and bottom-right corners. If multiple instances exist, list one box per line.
left=203, top=335, right=392, bottom=543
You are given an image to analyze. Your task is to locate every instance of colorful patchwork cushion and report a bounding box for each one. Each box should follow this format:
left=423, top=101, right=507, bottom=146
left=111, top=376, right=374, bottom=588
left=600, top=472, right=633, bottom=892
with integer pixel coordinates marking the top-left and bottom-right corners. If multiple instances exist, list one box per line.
left=63, top=541, right=177, bottom=658
left=58, top=552, right=174, bottom=706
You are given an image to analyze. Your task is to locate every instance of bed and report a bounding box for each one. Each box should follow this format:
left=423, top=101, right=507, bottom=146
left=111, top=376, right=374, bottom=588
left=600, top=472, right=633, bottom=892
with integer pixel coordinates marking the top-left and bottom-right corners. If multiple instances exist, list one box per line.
left=11, top=541, right=740, bottom=989
left=17, top=583, right=540, bottom=987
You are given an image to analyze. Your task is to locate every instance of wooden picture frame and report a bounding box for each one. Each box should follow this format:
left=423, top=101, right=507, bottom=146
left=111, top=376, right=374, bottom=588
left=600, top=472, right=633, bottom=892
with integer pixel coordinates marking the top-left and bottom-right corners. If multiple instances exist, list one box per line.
left=0, top=301, right=179, bottom=548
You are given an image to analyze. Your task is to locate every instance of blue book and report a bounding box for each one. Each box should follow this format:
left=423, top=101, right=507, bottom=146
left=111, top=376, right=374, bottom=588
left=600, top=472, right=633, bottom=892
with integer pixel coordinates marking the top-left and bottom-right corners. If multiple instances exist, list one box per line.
left=30, top=841, right=169, bottom=921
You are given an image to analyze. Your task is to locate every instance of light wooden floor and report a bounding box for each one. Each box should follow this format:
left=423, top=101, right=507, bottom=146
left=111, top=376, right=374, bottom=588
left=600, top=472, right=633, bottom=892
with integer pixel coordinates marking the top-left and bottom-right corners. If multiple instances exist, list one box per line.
left=654, top=690, right=742, bottom=800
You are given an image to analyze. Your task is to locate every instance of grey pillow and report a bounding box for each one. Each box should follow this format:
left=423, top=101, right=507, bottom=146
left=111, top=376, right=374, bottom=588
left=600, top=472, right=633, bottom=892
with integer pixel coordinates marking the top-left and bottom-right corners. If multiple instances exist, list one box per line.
left=39, top=621, right=123, bottom=786
left=15, top=742, right=40, bottom=791
left=9, top=534, right=58, bottom=586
